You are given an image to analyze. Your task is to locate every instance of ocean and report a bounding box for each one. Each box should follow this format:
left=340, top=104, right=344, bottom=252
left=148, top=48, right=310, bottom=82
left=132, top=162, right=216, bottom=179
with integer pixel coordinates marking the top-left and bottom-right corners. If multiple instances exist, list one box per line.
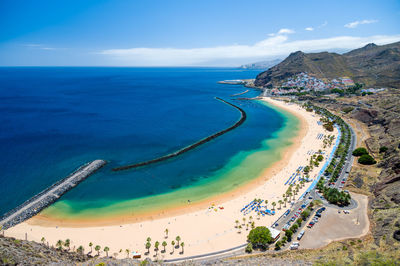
left=0, top=67, right=298, bottom=220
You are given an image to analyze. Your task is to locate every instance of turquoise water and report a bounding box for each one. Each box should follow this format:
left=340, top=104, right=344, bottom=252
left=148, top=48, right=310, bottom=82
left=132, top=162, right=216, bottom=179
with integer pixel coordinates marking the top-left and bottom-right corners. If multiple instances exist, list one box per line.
left=0, top=67, right=298, bottom=219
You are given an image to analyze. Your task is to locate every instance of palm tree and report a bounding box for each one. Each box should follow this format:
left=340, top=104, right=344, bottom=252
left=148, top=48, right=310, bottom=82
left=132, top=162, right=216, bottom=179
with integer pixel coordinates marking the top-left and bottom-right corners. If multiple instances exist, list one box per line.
left=272, top=201, right=276, bottom=210
left=154, top=241, right=160, bottom=255
left=146, top=237, right=151, bottom=243
left=278, top=200, right=283, bottom=209
left=145, top=241, right=151, bottom=254
left=95, top=245, right=101, bottom=256
left=175, top=236, right=181, bottom=246
left=235, top=220, right=239, bottom=228
left=249, top=216, right=253, bottom=222
left=162, top=241, right=167, bottom=253
left=284, top=197, right=288, bottom=207
left=125, top=249, right=130, bottom=258
left=41, top=237, right=46, bottom=245
left=56, top=240, right=63, bottom=250
left=242, top=217, right=246, bottom=225
left=238, top=225, right=242, bottom=234
left=265, top=200, right=268, bottom=209
left=77, top=245, right=84, bottom=255
left=246, top=224, right=249, bottom=231
left=171, top=240, right=175, bottom=253
left=104, top=246, right=110, bottom=257
left=164, top=228, right=169, bottom=238
left=180, top=242, right=185, bottom=254
left=251, top=221, right=255, bottom=229
left=89, top=242, right=93, bottom=253
left=257, top=212, right=260, bottom=220
left=64, top=239, right=70, bottom=251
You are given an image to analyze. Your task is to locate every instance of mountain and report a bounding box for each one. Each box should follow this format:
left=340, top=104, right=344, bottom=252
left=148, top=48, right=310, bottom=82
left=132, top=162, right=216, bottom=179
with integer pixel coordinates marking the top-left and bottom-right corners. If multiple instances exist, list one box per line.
left=240, top=59, right=282, bottom=70
left=254, top=42, right=400, bottom=89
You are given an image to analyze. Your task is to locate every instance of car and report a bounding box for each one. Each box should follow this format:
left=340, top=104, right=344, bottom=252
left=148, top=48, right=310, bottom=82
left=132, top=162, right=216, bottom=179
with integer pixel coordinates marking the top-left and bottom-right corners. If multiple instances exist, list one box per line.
left=308, top=196, right=313, bottom=200
left=290, top=244, right=299, bottom=250
left=307, top=222, right=315, bottom=228
left=344, top=210, right=350, bottom=214
left=341, top=181, right=345, bottom=184
left=315, top=213, right=321, bottom=218
left=282, top=224, right=290, bottom=231
left=297, top=230, right=305, bottom=240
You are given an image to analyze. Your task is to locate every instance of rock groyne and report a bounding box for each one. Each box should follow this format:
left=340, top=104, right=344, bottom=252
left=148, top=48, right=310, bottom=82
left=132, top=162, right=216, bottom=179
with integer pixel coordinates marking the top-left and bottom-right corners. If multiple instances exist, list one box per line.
left=0, top=160, right=106, bottom=230
left=112, top=97, right=246, bottom=171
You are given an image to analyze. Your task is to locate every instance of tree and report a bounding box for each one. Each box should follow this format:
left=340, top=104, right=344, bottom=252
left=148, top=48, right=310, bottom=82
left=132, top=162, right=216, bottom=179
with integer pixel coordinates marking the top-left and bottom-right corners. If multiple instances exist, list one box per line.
left=275, top=241, right=281, bottom=250
left=89, top=242, right=93, bottom=253
left=379, top=146, right=388, bottom=153
left=164, top=228, right=169, bottom=238
left=352, top=147, right=368, bottom=156
left=242, top=217, right=246, bottom=225
left=180, top=242, right=185, bottom=253
left=278, top=200, right=283, bottom=209
left=175, top=236, right=181, bottom=246
left=125, top=249, right=130, bottom=258
left=145, top=241, right=151, bottom=254
left=77, top=245, right=84, bottom=255
left=238, top=225, right=242, bottom=233
left=146, top=237, right=151, bottom=243
left=162, top=241, right=167, bottom=253
left=104, top=246, right=109, bottom=257
left=41, top=237, right=46, bottom=245
left=95, top=245, right=101, bottom=256
left=303, top=165, right=310, bottom=174
left=245, top=243, right=253, bottom=253
left=64, top=239, right=70, bottom=251
left=316, top=155, right=324, bottom=162
left=56, top=240, right=64, bottom=250
left=271, top=202, right=276, bottom=210
left=171, top=240, right=175, bottom=253
left=235, top=220, right=239, bottom=228
left=284, top=197, right=288, bottom=207
left=358, top=154, right=376, bottom=165
left=285, top=229, right=293, bottom=242
left=247, top=226, right=273, bottom=249
left=264, top=200, right=268, bottom=209
left=155, top=241, right=160, bottom=255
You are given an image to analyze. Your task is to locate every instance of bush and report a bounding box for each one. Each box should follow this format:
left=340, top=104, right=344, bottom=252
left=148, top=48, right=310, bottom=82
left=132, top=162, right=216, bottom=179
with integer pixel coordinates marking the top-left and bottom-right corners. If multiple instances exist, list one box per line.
left=358, top=154, right=376, bottom=165
left=301, top=210, right=310, bottom=220
left=247, top=226, right=273, bottom=249
left=285, top=230, right=293, bottom=242
left=352, top=147, right=368, bottom=156
left=342, top=106, right=354, bottom=113
left=274, top=241, right=281, bottom=250
left=316, top=155, right=324, bottom=162
left=379, top=146, right=388, bottom=153
left=245, top=243, right=253, bottom=253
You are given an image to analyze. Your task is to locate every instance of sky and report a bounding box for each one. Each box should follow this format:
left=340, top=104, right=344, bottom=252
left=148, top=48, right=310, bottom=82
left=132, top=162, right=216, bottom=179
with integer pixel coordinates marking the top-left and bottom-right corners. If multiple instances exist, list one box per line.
left=0, top=0, right=399, bottom=66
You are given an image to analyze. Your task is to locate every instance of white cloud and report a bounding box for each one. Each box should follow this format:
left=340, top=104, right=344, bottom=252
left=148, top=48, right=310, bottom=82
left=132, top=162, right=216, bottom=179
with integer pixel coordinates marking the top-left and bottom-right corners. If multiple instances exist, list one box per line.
left=23, top=43, right=60, bottom=50
left=305, top=27, right=314, bottom=31
left=277, top=28, right=295, bottom=35
left=345, top=19, right=378, bottom=28
left=99, top=34, right=400, bottom=66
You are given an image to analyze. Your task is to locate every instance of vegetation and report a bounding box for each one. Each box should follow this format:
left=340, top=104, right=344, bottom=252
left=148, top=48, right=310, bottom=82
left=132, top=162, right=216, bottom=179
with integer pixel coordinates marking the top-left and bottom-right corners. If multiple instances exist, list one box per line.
left=247, top=226, right=273, bottom=249
left=352, top=147, right=369, bottom=156
left=379, top=146, right=388, bottom=153
left=245, top=243, right=253, bottom=253
left=358, top=154, right=377, bottom=165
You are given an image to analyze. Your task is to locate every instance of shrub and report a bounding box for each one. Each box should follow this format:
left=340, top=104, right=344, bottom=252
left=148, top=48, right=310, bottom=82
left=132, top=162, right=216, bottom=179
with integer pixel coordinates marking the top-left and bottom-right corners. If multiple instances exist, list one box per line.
left=358, top=154, right=376, bottom=165
left=247, top=226, right=273, bottom=249
left=316, top=155, right=324, bottom=162
left=379, top=146, right=388, bottom=153
left=352, top=147, right=368, bottom=156
left=342, top=106, right=354, bottom=113
left=245, top=243, right=253, bottom=253
left=274, top=241, right=281, bottom=250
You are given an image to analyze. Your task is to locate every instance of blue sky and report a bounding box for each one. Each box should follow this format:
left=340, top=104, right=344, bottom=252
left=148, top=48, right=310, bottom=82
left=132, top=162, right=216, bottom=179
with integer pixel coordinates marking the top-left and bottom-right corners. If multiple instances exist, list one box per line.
left=0, top=0, right=399, bottom=66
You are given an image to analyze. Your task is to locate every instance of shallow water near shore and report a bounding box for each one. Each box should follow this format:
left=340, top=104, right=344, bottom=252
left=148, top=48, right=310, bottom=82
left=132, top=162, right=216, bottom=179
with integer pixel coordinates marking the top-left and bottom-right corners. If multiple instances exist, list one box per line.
left=0, top=67, right=298, bottom=220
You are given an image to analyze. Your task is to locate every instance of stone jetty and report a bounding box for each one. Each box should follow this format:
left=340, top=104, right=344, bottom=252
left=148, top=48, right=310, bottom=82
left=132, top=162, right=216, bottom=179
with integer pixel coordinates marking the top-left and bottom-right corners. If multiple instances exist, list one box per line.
left=112, top=97, right=247, bottom=171
left=0, top=160, right=106, bottom=230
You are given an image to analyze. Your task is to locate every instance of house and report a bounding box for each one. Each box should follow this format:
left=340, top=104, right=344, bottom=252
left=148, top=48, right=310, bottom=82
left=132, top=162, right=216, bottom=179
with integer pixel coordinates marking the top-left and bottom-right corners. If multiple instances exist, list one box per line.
left=267, top=226, right=281, bottom=242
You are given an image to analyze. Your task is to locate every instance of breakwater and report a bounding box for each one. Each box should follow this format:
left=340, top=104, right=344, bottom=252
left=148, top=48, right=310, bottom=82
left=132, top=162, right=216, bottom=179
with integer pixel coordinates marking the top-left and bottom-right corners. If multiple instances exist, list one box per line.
left=231, top=89, right=249, bottom=97
left=0, top=160, right=106, bottom=230
left=112, top=97, right=247, bottom=171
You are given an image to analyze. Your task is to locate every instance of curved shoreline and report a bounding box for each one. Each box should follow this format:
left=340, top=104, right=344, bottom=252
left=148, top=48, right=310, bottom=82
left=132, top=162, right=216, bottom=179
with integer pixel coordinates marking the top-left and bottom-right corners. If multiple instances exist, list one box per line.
left=112, top=97, right=246, bottom=171
left=27, top=97, right=306, bottom=227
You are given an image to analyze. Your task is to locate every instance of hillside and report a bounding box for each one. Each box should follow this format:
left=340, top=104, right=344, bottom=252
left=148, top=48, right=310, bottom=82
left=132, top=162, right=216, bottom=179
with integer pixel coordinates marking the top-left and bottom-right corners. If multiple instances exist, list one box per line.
left=254, top=42, right=400, bottom=88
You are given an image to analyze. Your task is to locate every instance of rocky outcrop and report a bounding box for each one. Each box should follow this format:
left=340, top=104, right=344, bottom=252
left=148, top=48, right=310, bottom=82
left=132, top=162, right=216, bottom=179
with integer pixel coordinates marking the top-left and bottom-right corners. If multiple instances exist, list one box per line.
left=255, top=42, right=400, bottom=88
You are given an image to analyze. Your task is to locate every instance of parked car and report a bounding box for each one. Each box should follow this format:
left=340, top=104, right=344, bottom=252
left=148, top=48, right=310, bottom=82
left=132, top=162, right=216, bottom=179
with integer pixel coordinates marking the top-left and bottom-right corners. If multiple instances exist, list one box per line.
left=307, top=222, right=315, bottom=228
left=297, top=230, right=305, bottom=240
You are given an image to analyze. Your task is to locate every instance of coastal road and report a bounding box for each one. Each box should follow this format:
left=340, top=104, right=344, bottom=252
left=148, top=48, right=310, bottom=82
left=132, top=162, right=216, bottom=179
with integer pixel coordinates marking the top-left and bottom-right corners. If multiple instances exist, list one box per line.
left=334, top=124, right=357, bottom=189
left=0, top=160, right=106, bottom=229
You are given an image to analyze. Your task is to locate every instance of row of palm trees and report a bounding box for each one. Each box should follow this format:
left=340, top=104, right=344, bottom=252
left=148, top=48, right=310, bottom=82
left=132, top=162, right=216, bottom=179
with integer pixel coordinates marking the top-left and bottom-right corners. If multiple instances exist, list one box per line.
left=145, top=235, right=184, bottom=256
left=50, top=238, right=111, bottom=258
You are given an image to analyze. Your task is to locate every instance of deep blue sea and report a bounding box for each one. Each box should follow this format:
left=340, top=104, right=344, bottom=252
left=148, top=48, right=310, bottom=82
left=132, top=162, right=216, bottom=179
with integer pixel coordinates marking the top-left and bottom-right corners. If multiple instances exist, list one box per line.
left=0, top=67, right=286, bottom=217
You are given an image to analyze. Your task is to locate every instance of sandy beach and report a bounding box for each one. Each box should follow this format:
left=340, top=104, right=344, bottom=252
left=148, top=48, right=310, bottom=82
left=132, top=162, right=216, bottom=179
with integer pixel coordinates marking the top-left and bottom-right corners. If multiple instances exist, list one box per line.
left=5, top=97, right=338, bottom=260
